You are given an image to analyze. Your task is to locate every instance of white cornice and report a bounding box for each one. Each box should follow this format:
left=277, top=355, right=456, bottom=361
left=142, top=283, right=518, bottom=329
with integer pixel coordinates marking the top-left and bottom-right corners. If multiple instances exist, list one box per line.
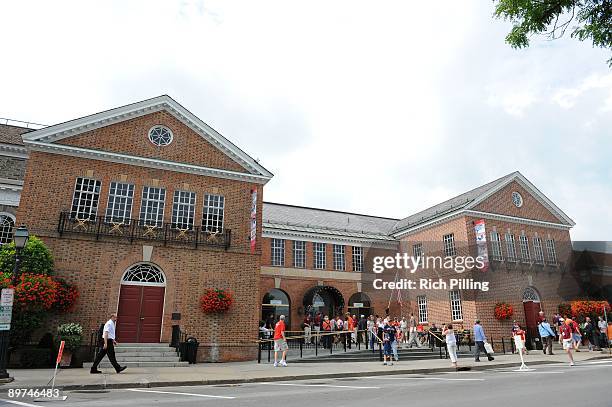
left=20, top=95, right=274, bottom=179
left=0, top=143, right=28, bottom=159
left=263, top=226, right=398, bottom=249
left=261, top=266, right=365, bottom=281
left=25, top=140, right=271, bottom=184
left=463, top=210, right=573, bottom=230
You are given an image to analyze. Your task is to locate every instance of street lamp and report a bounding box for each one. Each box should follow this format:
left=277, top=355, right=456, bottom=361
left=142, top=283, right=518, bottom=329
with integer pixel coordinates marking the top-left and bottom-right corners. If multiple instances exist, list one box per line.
left=0, top=224, right=29, bottom=381
left=11, top=225, right=29, bottom=284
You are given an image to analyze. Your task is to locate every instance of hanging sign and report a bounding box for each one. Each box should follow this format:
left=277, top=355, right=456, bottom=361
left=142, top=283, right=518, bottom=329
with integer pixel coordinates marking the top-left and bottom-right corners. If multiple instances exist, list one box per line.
left=352, top=302, right=364, bottom=308
left=1, top=288, right=14, bottom=306
left=250, top=188, right=257, bottom=254
left=474, top=219, right=489, bottom=272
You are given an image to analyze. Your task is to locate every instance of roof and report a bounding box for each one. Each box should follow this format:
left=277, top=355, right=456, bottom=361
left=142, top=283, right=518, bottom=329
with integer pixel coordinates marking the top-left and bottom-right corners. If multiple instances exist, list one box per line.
left=391, top=171, right=574, bottom=234
left=0, top=124, right=33, bottom=146
left=391, top=172, right=518, bottom=234
left=21, top=95, right=273, bottom=181
left=263, top=202, right=399, bottom=239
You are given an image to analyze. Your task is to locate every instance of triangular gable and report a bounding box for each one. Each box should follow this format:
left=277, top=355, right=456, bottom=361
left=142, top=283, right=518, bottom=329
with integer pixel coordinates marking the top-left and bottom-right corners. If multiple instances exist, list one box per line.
left=466, top=171, right=575, bottom=226
left=21, top=95, right=273, bottom=181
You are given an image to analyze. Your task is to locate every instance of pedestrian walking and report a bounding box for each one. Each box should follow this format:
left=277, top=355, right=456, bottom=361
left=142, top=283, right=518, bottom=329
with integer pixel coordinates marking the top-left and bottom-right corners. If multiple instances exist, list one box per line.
left=303, top=314, right=312, bottom=344
left=382, top=321, right=396, bottom=365
left=538, top=318, right=555, bottom=355
left=400, top=317, right=408, bottom=344
left=358, top=315, right=367, bottom=345
left=407, top=313, right=422, bottom=348
left=473, top=319, right=494, bottom=362
left=443, top=324, right=458, bottom=368
left=273, top=315, right=288, bottom=367
left=583, top=317, right=594, bottom=351
left=90, top=313, right=127, bottom=374
left=559, top=318, right=575, bottom=366
left=597, top=316, right=608, bottom=348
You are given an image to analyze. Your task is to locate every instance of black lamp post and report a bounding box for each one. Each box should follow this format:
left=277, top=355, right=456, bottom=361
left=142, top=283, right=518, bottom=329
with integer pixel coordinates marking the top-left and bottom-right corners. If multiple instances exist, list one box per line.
left=0, top=224, right=29, bottom=380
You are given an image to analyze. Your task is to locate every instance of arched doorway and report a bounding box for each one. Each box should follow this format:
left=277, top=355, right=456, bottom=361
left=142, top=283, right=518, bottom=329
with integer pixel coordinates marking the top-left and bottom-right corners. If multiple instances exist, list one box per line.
left=348, top=292, right=372, bottom=317
left=303, top=286, right=344, bottom=318
left=522, top=286, right=542, bottom=345
left=261, top=289, right=291, bottom=329
left=117, top=263, right=166, bottom=343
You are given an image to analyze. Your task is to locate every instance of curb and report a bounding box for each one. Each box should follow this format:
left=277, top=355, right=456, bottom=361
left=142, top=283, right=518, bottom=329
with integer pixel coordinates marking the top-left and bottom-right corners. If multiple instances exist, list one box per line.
left=1, top=354, right=610, bottom=392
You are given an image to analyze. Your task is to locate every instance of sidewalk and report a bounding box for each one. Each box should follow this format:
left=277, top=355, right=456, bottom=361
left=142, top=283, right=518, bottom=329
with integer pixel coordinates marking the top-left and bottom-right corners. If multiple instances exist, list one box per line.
left=1, top=351, right=610, bottom=391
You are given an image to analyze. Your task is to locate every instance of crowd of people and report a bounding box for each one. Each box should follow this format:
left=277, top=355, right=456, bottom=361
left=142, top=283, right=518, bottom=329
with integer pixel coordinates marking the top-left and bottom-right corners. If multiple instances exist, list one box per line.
left=261, top=309, right=610, bottom=369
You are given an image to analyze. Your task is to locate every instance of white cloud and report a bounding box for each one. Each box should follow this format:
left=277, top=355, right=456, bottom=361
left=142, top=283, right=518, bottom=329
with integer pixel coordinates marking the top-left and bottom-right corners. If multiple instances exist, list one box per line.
left=0, top=0, right=610, bottom=240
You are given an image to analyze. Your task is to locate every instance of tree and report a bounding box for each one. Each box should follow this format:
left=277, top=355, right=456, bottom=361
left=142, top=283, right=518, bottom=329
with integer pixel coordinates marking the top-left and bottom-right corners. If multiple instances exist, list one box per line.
left=0, top=236, right=54, bottom=275
left=493, top=0, right=612, bottom=66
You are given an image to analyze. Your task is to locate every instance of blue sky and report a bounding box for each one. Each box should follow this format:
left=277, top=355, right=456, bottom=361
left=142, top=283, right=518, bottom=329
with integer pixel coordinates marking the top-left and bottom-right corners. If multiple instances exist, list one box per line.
left=1, top=1, right=610, bottom=240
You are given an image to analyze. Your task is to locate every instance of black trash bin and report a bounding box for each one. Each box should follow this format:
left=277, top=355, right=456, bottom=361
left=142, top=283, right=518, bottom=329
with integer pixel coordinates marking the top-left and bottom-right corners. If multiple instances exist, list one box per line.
left=186, top=337, right=199, bottom=364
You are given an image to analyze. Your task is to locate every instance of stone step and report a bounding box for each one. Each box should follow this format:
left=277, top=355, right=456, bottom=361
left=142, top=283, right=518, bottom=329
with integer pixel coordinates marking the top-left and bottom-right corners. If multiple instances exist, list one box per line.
left=113, top=356, right=181, bottom=362
left=114, top=346, right=173, bottom=352
left=113, top=350, right=178, bottom=357
left=84, top=361, right=190, bottom=368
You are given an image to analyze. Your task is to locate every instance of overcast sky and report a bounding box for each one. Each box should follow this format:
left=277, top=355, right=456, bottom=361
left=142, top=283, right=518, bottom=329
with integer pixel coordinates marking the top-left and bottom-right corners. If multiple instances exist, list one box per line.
left=1, top=1, right=610, bottom=241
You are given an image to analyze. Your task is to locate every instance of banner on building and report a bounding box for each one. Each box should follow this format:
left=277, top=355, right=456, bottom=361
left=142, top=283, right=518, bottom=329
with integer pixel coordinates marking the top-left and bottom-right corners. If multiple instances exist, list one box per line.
left=474, top=219, right=489, bottom=272
left=250, top=188, right=257, bottom=254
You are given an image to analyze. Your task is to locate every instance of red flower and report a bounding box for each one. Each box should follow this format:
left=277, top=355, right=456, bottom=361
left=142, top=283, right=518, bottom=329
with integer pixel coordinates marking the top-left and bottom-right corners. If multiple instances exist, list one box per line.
left=494, top=303, right=513, bottom=320
left=200, top=289, right=234, bottom=313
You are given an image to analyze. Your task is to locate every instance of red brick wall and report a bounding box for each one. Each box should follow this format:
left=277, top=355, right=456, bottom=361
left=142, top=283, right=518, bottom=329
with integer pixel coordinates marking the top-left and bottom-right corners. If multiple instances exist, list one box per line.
left=57, top=111, right=248, bottom=173
left=17, top=112, right=264, bottom=362
left=473, top=181, right=560, bottom=224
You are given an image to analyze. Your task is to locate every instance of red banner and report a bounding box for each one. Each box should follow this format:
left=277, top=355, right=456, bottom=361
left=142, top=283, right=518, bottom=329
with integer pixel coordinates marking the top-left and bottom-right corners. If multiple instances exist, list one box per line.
left=56, top=340, right=65, bottom=365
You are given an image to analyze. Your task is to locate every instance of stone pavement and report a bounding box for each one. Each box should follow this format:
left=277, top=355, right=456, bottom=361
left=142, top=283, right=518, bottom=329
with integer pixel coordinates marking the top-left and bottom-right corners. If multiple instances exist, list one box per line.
left=1, top=350, right=610, bottom=391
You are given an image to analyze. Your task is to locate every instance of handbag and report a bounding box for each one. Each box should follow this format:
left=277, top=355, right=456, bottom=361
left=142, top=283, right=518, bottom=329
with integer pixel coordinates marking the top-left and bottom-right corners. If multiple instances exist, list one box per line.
left=484, top=341, right=494, bottom=354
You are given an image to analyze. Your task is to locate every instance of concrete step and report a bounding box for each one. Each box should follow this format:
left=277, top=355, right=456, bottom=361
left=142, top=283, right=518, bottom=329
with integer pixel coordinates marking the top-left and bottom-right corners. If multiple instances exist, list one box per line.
left=114, top=347, right=173, bottom=353
left=112, top=350, right=178, bottom=357
left=113, top=356, right=181, bottom=362
left=84, top=361, right=190, bottom=368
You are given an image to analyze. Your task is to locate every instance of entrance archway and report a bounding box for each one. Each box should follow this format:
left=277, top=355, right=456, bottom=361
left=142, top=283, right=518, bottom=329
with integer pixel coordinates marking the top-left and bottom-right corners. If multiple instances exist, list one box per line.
left=303, top=286, right=344, bottom=318
left=348, top=292, right=372, bottom=317
left=117, top=263, right=166, bottom=343
left=261, top=289, right=291, bottom=329
left=522, top=286, right=542, bottom=344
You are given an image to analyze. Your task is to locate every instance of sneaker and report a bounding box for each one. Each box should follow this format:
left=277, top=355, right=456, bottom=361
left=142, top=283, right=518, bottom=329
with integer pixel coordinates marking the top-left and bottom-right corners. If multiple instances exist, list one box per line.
left=273, top=362, right=278, bottom=367
left=383, top=362, right=387, bottom=366
left=488, top=357, right=495, bottom=361
left=569, top=362, right=575, bottom=366
left=280, top=360, right=287, bottom=367
left=474, top=359, right=480, bottom=362
left=90, top=369, right=102, bottom=374
left=116, top=366, right=127, bottom=373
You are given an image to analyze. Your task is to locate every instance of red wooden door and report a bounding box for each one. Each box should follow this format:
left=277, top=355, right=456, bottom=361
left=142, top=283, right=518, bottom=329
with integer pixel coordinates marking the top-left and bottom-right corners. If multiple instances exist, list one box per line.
left=117, top=285, right=165, bottom=343
left=523, top=301, right=541, bottom=330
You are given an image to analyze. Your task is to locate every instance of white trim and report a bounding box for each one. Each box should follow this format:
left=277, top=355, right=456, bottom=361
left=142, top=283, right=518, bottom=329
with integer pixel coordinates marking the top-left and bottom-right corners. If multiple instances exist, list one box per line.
left=0, top=182, right=22, bottom=193
left=466, top=172, right=575, bottom=226
left=24, top=140, right=271, bottom=184
left=263, top=226, right=398, bottom=249
left=464, top=210, right=572, bottom=230
left=21, top=95, right=273, bottom=178
left=0, top=212, right=16, bottom=221
left=120, top=262, right=167, bottom=287
left=261, top=266, right=364, bottom=281
left=0, top=143, right=28, bottom=159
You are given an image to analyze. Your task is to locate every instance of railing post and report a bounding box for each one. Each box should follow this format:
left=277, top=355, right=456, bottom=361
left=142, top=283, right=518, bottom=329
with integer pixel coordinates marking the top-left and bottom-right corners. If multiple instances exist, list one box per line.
left=378, top=341, right=383, bottom=361
left=511, top=337, right=515, bottom=354
left=96, top=216, right=102, bottom=240
left=343, top=332, right=347, bottom=352
left=315, top=334, right=318, bottom=356
left=258, top=340, right=261, bottom=364
left=267, top=339, right=271, bottom=363
left=299, top=338, right=303, bottom=358
left=502, top=337, right=506, bottom=354
left=330, top=334, right=333, bottom=355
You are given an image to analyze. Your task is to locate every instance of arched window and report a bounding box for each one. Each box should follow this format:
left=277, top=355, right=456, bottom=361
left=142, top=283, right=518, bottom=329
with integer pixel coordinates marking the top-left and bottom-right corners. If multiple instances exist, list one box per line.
left=522, top=286, right=541, bottom=303
left=122, top=263, right=166, bottom=286
left=0, top=214, right=15, bottom=245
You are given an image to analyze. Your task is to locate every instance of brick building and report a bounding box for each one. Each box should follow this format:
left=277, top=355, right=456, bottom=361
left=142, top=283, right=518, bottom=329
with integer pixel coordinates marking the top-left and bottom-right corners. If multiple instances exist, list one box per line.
left=10, top=96, right=273, bottom=362
left=0, top=96, right=589, bottom=361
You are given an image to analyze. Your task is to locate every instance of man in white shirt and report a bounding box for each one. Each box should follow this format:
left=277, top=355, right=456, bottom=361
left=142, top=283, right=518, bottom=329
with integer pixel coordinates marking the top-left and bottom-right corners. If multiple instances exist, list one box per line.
left=90, top=313, right=127, bottom=374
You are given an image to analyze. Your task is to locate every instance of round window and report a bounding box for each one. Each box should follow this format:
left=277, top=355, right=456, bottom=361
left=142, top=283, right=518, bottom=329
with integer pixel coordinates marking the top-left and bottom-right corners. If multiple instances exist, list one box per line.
left=512, top=191, right=523, bottom=208
left=148, top=125, right=173, bottom=146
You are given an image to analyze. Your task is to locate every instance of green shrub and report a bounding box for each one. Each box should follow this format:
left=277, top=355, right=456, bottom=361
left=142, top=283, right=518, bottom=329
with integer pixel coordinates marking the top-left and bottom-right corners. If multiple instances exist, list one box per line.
left=0, top=236, right=54, bottom=275
left=58, top=323, right=83, bottom=352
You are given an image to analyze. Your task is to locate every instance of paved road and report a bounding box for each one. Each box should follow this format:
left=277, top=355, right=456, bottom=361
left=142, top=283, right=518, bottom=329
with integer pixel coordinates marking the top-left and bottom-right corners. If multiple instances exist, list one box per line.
left=1, top=359, right=611, bottom=407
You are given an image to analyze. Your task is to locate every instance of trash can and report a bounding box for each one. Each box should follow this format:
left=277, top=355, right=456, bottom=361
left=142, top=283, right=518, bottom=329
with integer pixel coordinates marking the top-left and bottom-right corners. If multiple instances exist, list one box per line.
left=186, top=337, right=199, bottom=364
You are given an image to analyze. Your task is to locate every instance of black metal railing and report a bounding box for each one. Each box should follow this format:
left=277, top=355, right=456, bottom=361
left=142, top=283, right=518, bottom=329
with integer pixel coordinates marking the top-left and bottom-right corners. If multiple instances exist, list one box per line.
left=58, top=212, right=231, bottom=250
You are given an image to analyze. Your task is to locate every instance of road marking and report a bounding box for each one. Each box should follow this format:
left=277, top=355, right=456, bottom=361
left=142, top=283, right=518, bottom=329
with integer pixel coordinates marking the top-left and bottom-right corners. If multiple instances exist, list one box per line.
left=259, top=382, right=380, bottom=389
left=126, top=388, right=235, bottom=399
left=366, top=377, right=484, bottom=381
left=0, top=400, right=39, bottom=407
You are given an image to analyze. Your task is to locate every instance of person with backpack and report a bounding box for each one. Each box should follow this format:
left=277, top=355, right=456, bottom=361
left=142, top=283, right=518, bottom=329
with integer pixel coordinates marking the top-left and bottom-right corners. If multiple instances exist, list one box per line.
left=559, top=318, right=575, bottom=366
left=382, top=321, right=396, bottom=365
left=538, top=318, right=556, bottom=355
